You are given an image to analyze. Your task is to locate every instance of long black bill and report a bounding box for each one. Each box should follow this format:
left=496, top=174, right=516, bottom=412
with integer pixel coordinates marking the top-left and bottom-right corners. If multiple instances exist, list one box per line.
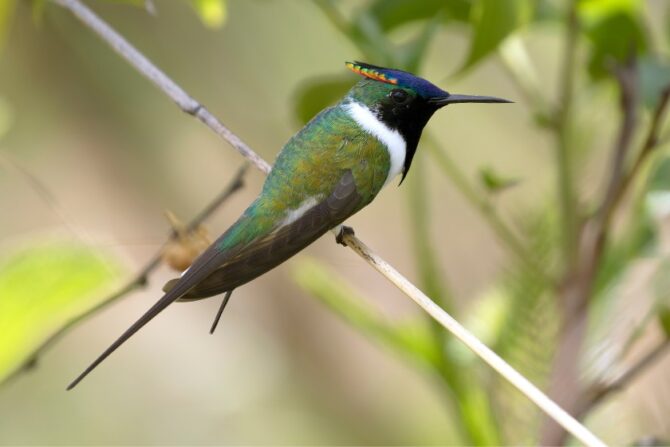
left=429, top=94, right=512, bottom=106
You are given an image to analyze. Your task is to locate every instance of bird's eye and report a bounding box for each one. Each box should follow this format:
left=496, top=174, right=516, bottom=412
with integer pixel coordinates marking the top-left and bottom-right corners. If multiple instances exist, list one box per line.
left=390, top=89, right=409, bottom=104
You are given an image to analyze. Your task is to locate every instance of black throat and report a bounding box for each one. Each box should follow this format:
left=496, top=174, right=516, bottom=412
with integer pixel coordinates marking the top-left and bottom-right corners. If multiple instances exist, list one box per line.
left=373, top=97, right=438, bottom=183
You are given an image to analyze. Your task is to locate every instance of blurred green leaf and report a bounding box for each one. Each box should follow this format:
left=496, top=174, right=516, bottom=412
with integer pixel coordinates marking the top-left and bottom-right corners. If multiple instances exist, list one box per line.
left=103, top=0, right=147, bottom=6
left=579, top=0, right=648, bottom=79
left=292, top=257, right=440, bottom=369
left=532, top=0, right=561, bottom=22
left=646, top=156, right=670, bottom=219
left=596, top=203, right=656, bottom=296
left=351, top=11, right=394, bottom=65
left=479, top=165, right=519, bottom=194
left=406, top=154, right=453, bottom=313
left=0, top=0, right=15, bottom=48
left=648, top=156, right=670, bottom=192
left=367, top=0, right=471, bottom=31
left=0, top=97, right=13, bottom=140
left=652, top=260, right=670, bottom=337
left=659, top=307, right=670, bottom=338
left=0, top=241, right=122, bottom=384
left=396, top=16, right=441, bottom=73
left=460, top=0, right=533, bottom=71
left=191, top=0, right=227, bottom=29
left=484, top=210, right=559, bottom=444
left=292, top=75, right=352, bottom=125
left=639, top=57, right=670, bottom=110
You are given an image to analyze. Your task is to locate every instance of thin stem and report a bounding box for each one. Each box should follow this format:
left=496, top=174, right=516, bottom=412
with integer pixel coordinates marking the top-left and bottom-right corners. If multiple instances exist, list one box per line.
left=425, top=137, right=550, bottom=283
left=555, top=0, right=580, bottom=267
left=52, top=0, right=271, bottom=175
left=596, top=60, right=639, bottom=228
left=498, top=36, right=551, bottom=118
left=338, top=230, right=606, bottom=447
left=0, top=164, right=247, bottom=386
left=580, top=338, right=670, bottom=415
left=616, top=87, right=670, bottom=208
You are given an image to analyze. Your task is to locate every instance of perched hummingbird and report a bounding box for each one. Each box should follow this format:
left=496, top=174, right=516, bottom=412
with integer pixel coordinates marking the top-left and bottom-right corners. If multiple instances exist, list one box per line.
left=67, top=61, right=510, bottom=389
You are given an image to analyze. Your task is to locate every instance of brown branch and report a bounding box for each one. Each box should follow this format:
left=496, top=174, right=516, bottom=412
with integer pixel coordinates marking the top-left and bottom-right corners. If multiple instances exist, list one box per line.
left=578, top=338, right=670, bottom=417
left=52, top=0, right=270, bottom=174
left=0, top=164, right=247, bottom=386
left=542, top=65, right=670, bottom=445
left=597, top=59, right=639, bottom=226
left=617, top=87, right=670, bottom=204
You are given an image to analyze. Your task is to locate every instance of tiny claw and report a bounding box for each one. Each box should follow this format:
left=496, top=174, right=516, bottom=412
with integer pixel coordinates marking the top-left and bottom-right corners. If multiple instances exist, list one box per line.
left=336, top=225, right=355, bottom=246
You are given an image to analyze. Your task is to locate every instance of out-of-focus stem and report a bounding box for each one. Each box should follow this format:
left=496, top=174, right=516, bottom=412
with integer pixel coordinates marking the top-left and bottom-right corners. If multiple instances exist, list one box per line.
left=425, top=137, right=548, bottom=282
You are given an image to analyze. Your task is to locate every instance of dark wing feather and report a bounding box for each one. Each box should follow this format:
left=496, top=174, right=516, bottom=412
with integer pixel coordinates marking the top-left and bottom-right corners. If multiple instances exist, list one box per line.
left=179, top=169, right=361, bottom=299
left=66, top=171, right=361, bottom=389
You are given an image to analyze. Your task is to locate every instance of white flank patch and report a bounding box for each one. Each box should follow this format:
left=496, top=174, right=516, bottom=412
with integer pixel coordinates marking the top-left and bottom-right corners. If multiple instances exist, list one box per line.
left=281, top=196, right=321, bottom=226
left=345, top=101, right=406, bottom=187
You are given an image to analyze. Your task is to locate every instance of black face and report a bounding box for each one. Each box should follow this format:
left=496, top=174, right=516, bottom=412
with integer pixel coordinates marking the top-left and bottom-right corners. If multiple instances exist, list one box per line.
left=373, top=88, right=440, bottom=182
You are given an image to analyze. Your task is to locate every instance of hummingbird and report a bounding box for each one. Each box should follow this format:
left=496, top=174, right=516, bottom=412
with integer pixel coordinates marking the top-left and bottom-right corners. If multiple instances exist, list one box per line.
left=67, top=61, right=510, bottom=389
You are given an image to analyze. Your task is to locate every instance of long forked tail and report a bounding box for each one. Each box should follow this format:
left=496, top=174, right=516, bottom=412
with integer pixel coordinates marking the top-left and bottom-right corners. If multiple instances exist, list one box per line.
left=67, top=286, right=188, bottom=390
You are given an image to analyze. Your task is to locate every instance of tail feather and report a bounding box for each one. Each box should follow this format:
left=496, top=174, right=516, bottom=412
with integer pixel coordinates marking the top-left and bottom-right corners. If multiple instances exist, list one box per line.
left=66, top=280, right=194, bottom=390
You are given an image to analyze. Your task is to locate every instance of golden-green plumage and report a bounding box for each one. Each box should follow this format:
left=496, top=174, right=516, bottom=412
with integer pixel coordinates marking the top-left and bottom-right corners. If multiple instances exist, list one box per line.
left=221, top=102, right=390, bottom=251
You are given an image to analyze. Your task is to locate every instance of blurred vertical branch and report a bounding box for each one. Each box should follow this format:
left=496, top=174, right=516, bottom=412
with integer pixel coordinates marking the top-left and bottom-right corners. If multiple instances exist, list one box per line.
left=542, top=69, right=670, bottom=445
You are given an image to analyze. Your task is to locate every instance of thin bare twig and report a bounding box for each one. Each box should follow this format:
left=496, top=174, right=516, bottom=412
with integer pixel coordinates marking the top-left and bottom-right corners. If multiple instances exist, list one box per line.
left=339, top=230, right=606, bottom=447
left=52, top=0, right=270, bottom=174
left=579, top=338, right=670, bottom=416
left=617, top=87, right=670, bottom=205
left=0, top=164, right=247, bottom=386
left=49, top=1, right=606, bottom=445
left=598, top=59, right=639, bottom=226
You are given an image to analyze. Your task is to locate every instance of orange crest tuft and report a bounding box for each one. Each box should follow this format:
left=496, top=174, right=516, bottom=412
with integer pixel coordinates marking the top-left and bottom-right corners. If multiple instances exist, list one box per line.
left=346, top=61, right=398, bottom=85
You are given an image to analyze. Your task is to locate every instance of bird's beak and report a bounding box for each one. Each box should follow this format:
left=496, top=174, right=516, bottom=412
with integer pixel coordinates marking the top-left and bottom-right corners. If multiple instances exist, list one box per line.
left=429, top=94, right=513, bottom=107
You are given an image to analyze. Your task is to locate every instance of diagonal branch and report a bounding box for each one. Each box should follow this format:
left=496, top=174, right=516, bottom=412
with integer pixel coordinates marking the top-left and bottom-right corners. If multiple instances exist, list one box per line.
left=578, top=338, right=670, bottom=417
left=49, top=1, right=605, bottom=445
left=52, top=0, right=270, bottom=174
left=0, top=163, right=247, bottom=386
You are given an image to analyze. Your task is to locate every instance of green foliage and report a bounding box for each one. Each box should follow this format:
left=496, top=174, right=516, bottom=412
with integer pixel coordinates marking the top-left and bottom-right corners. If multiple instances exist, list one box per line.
left=292, top=256, right=501, bottom=445
left=367, top=0, right=470, bottom=31
left=579, top=0, right=648, bottom=79
left=659, top=308, right=670, bottom=338
left=406, top=144, right=453, bottom=313
left=395, top=16, right=441, bottom=73
left=292, top=76, right=352, bottom=126
left=291, top=257, right=441, bottom=369
left=639, top=57, right=670, bottom=109
left=0, top=0, right=15, bottom=49
left=191, top=0, right=227, bottom=29
left=479, top=165, right=519, bottom=194
left=460, top=0, right=533, bottom=71
left=0, top=241, right=122, bottom=384
left=0, top=97, right=13, bottom=140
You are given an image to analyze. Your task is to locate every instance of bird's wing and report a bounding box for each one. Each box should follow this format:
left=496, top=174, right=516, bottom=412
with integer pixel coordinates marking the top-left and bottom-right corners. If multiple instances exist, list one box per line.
left=179, top=169, right=362, bottom=299
left=66, top=170, right=362, bottom=390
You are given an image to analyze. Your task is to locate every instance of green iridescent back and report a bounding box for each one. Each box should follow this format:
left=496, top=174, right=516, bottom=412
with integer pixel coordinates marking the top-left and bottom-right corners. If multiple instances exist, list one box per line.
left=217, top=85, right=393, bottom=251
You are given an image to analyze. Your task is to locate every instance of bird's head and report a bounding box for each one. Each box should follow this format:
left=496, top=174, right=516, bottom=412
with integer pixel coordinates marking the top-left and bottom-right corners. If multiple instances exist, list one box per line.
left=344, top=61, right=511, bottom=182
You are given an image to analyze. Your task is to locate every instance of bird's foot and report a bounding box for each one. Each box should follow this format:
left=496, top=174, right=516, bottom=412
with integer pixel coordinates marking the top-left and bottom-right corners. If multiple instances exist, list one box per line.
left=335, top=225, right=355, bottom=247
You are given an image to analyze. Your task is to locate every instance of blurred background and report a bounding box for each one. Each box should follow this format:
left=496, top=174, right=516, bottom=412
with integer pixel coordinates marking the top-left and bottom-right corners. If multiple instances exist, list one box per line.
left=0, top=0, right=669, bottom=445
